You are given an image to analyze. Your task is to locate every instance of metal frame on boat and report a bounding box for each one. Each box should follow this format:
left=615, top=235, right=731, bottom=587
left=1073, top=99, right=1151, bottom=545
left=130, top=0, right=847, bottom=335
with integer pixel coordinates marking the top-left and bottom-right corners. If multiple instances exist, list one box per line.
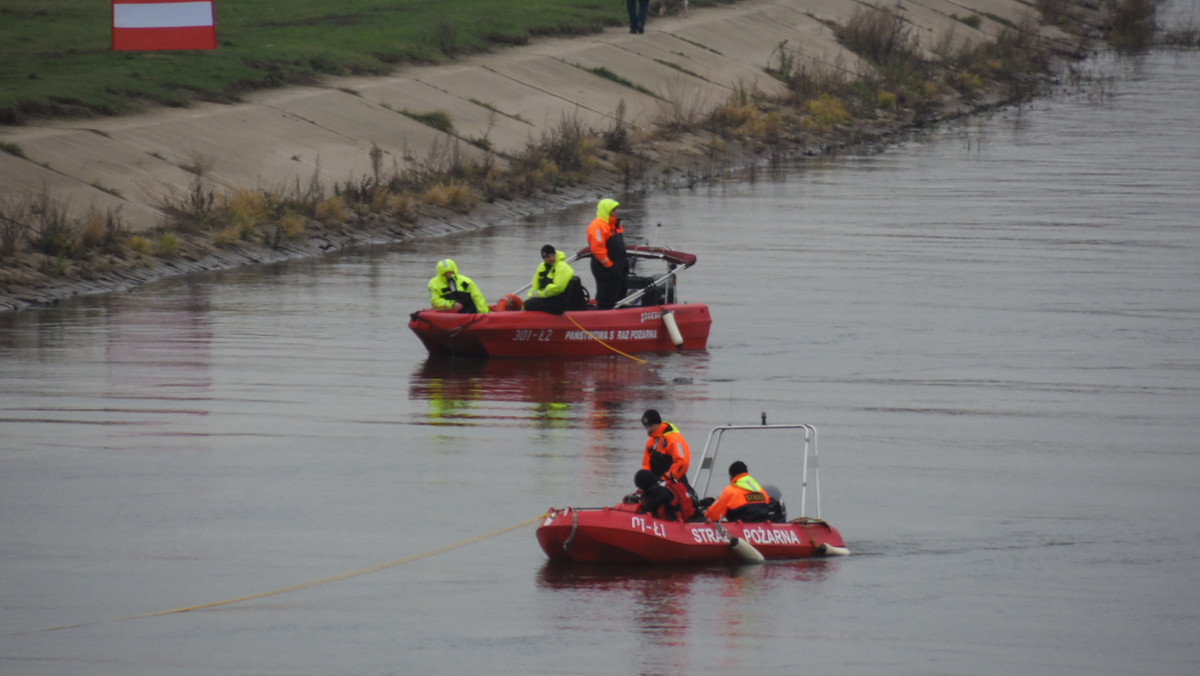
left=408, top=245, right=711, bottom=358
left=536, top=424, right=850, bottom=564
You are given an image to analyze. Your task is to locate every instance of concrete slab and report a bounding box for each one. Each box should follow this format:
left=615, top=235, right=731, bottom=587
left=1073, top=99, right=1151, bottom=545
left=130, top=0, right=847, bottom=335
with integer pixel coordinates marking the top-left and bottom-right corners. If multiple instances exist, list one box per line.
left=483, top=55, right=657, bottom=130
left=263, top=87, right=489, bottom=178
left=355, top=77, right=537, bottom=156
left=557, top=42, right=732, bottom=127
left=617, top=31, right=788, bottom=97
left=0, top=151, right=161, bottom=229
left=671, top=6, right=863, bottom=80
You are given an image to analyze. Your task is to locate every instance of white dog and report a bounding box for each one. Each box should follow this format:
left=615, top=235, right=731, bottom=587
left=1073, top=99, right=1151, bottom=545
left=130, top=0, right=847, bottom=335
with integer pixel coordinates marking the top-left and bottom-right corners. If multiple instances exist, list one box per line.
left=650, top=0, right=688, bottom=17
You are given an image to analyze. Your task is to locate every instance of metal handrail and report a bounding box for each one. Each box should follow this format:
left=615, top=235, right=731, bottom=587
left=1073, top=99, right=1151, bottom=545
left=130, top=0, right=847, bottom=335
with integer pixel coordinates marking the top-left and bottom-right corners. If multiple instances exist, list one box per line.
left=691, top=424, right=820, bottom=519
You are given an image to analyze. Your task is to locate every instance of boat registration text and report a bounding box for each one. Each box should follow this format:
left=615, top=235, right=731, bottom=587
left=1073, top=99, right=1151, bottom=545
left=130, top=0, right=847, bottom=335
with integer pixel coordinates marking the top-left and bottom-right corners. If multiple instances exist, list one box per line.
left=630, top=517, right=804, bottom=546
left=630, top=516, right=669, bottom=537
left=564, top=329, right=658, bottom=341
left=692, top=526, right=802, bottom=545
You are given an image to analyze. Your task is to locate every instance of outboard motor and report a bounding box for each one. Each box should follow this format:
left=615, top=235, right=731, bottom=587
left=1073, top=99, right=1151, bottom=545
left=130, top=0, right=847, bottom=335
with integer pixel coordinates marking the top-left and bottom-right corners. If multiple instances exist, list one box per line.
left=762, top=484, right=787, bottom=523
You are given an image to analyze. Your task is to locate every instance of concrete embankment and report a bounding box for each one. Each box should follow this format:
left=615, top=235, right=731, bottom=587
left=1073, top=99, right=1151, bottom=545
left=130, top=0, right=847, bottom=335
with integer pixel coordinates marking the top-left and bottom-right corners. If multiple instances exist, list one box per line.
left=0, top=0, right=1070, bottom=311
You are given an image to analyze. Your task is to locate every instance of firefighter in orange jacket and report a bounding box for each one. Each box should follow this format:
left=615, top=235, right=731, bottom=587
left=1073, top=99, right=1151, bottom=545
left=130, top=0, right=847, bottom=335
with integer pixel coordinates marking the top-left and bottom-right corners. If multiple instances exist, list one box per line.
left=586, top=198, right=627, bottom=309
left=640, top=409, right=691, bottom=484
left=705, top=460, right=771, bottom=522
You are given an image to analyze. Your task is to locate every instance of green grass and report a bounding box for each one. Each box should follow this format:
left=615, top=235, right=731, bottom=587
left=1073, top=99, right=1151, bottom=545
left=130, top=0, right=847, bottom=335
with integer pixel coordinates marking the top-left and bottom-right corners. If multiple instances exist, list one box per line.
left=0, top=0, right=729, bottom=125
left=1, top=141, right=27, bottom=158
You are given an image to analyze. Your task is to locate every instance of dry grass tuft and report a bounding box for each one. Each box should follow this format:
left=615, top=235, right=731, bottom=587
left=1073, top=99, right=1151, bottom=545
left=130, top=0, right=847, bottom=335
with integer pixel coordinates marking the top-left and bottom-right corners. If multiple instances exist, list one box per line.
left=801, top=94, right=851, bottom=132
left=423, top=181, right=475, bottom=213
left=315, top=195, right=349, bottom=225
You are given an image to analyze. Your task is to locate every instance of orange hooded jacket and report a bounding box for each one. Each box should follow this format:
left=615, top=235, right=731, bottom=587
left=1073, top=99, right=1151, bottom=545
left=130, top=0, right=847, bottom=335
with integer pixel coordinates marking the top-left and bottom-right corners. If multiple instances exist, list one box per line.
left=641, top=421, right=690, bottom=481
left=586, top=198, right=623, bottom=268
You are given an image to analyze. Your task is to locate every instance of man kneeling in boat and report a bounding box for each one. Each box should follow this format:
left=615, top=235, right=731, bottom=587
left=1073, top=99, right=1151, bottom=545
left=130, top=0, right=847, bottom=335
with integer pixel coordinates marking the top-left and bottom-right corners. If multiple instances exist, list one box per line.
left=630, top=469, right=696, bottom=521
left=428, top=258, right=490, bottom=314
left=704, top=461, right=771, bottom=523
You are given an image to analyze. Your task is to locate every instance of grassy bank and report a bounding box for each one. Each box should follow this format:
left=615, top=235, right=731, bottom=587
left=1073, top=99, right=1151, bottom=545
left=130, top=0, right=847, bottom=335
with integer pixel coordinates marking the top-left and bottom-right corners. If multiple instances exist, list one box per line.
left=0, top=0, right=721, bottom=125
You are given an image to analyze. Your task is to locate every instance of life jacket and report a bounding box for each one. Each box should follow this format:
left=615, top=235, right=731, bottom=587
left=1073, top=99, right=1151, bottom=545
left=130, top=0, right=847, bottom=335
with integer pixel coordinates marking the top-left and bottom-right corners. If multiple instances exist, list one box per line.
left=664, top=479, right=696, bottom=521
left=707, top=472, right=771, bottom=522
left=723, top=474, right=770, bottom=522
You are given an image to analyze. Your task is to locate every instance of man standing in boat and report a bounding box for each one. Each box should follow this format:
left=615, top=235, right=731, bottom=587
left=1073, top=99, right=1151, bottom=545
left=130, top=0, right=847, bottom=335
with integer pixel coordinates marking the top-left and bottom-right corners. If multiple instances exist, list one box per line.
left=704, top=461, right=771, bottom=523
left=428, top=258, right=490, bottom=314
left=640, top=409, right=695, bottom=494
left=586, top=198, right=627, bottom=309
left=523, top=244, right=576, bottom=314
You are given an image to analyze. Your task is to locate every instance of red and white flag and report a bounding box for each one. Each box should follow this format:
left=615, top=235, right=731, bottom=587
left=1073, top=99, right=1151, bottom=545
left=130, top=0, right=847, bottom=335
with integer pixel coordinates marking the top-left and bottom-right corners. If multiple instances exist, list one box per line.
left=112, top=1, right=217, bottom=51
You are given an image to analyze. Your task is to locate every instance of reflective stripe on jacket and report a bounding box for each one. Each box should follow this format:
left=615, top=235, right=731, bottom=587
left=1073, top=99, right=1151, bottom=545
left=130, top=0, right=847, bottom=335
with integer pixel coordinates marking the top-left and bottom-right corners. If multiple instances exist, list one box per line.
left=641, top=421, right=690, bottom=481
left=705, top=472, right=768, bottom=522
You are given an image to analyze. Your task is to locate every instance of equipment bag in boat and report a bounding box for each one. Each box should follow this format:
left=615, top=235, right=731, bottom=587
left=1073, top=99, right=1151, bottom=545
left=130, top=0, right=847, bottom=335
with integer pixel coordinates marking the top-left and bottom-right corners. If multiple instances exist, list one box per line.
left=565, top=276, right=590, bottom=310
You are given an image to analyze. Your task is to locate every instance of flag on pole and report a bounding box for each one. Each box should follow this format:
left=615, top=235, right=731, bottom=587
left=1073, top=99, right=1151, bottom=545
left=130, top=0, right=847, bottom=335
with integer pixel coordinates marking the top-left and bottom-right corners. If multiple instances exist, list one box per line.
left=112, top=1, right=217, bottom=51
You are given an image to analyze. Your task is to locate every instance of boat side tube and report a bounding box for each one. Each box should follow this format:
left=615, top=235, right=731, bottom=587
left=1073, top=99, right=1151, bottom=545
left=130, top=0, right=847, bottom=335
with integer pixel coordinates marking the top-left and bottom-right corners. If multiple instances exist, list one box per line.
left=818, top=543, right=851, bottom=556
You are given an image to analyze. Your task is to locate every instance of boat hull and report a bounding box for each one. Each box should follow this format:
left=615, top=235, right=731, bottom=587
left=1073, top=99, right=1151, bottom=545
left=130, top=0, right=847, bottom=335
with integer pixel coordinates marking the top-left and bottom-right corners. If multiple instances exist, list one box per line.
left=536, top=504, right=847, bottom=564
left=409, top=303, right=710, bottom=358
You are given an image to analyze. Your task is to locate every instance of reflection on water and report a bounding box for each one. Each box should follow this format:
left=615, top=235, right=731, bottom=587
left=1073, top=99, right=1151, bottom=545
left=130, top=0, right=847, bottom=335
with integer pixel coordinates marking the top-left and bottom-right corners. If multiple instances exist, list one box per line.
left=536, top=559, right=840, bottom=675
left=536, top=558, right=837, bottom=590
left=409, top=356, right=679, bottom=429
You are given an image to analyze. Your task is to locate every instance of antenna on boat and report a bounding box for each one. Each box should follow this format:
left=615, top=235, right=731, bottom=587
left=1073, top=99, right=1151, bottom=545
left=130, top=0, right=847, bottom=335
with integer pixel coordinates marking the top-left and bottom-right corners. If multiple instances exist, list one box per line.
left=651, top=222, right=662, bottom=247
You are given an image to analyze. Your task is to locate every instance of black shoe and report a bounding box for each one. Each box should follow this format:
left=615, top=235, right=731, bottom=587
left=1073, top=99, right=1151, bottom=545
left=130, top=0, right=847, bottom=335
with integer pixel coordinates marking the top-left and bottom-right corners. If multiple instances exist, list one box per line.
left=630, top=26, right=638, bottom=33
left=638, top=25, right=645, bottom=34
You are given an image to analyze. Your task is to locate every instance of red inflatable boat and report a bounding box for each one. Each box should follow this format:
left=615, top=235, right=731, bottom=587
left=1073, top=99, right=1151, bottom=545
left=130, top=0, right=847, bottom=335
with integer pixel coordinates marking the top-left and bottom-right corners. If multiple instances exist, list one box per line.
left=537, top=424, right=850, bottom=564
left=536, top=504, right=846, bottom=564
left=409, top=246, right=711, bottom=358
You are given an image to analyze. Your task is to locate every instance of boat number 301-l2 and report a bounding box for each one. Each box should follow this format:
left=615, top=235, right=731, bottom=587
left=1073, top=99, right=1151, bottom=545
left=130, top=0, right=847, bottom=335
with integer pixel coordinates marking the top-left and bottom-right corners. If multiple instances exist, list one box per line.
left=513, top=329, right=553, bottom=342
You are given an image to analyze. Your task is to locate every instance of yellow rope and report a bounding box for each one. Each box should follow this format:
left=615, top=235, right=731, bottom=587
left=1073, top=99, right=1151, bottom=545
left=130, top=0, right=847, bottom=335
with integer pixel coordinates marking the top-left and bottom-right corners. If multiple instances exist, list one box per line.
left=565, top=313, right=647, bottom=363
left=8, top=513, right=547, bottom=636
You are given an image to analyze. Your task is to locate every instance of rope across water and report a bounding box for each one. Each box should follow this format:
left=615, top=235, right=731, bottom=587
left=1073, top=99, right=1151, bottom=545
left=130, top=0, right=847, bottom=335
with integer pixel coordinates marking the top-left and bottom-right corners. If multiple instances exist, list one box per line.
left=6, top=513, right=547, bottom=636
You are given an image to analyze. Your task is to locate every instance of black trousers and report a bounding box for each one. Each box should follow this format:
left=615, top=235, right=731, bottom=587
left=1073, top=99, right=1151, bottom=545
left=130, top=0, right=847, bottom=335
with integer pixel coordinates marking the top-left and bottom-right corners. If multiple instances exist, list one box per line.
left=442, top=291, right=482, bottom=313
left=590, top=259, right=627, bottom=309
left=523, top=293, right=568, bottom=314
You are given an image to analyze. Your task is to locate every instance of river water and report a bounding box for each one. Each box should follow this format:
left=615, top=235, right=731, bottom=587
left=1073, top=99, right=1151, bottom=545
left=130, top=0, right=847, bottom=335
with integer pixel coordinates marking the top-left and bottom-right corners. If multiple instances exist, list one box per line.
left=3, top=45, right=1199, bottom=675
